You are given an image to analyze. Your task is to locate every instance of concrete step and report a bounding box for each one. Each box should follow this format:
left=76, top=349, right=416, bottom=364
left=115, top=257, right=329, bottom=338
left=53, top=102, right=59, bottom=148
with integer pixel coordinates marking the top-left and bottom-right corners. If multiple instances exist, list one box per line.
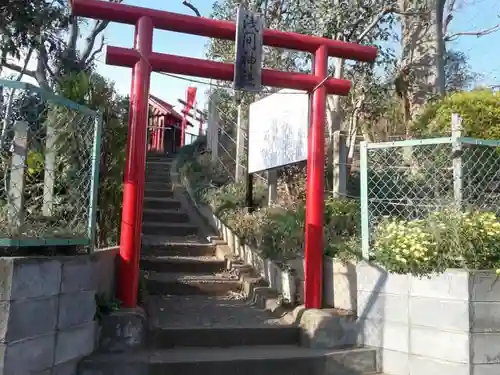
left=142, top=209, right=190, bottom=223
left=143, top=189, right=175, bottom=199
left=140, top=256, right=225, bottom=274
left=147, top=295, right=285, bottom=329
left=142, top=222, right=199, bottom=236
left=147, top=326, right=300, bottom=348
left=78, top=346, right=378, bottom=375
left=145, top=169, right=172, bottom=176
left=145, top=272, right=241, bottom=296
left=145, top=182, right=174, bottom=191
left=146, top=167, right=171, bottom=174
left=145, top=175, right=173, bottom=183
left=143, top=197, right=182, bottom=211
left=142, top=242, right=215, bottom=257
left=147, top=160, right=173, bottom=164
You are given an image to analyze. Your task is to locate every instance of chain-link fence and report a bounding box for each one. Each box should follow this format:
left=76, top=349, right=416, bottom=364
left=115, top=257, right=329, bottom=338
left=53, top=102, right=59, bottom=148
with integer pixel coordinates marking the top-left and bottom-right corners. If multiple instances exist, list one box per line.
left=207, top=94, right=268, bottom=185
left=360, top=136, right=500, bottom=258
left=0, top=80, right=101, bottom=249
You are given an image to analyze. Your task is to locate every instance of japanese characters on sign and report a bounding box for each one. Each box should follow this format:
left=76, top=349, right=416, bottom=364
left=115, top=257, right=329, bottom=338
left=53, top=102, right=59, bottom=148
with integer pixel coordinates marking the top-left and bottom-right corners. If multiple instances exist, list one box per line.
left=233, top=5, right=264, bottom=92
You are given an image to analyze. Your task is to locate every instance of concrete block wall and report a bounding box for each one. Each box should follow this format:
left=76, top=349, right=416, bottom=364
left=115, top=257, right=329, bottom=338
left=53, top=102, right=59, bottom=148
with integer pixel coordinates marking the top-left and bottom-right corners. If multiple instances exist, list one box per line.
left=357, top=262, right=500, bottom=375
left=0, top=248, right=117, bottom=375
left=286, top=257, right=357, bottom=311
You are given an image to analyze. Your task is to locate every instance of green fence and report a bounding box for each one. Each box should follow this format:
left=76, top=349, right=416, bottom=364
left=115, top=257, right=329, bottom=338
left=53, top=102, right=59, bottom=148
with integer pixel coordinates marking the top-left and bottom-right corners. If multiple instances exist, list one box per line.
left=360, top=136, right=500, bottom=259
left=0, top=80, right=102, bottom=250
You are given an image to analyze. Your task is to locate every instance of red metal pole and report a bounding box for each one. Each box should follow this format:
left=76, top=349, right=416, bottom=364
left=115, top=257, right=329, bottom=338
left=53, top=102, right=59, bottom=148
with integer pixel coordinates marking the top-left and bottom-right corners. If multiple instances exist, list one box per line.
left=107, top=47, right=351, bottom=96
left=118, top=16, right=153, bottom=308
left=304, top=44, right=328, bottom=309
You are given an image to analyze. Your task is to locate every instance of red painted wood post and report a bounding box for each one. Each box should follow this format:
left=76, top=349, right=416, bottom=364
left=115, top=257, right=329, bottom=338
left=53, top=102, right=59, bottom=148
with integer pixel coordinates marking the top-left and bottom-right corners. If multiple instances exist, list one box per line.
left=304, top=44, right=328, bottom=309
left=118, top=16, right=153, bottom=308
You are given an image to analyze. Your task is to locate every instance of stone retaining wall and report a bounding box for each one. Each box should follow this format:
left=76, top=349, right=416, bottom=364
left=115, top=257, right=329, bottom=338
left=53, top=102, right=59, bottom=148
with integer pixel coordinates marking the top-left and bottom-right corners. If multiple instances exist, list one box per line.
left=357, top=261, right=500, bottom=375
left=0, top=248, right=117, bottom=375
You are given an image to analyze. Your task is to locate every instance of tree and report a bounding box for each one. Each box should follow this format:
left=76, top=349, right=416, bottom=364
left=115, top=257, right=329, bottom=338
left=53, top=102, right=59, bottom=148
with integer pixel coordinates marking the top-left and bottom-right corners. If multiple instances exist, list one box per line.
left=444, top=50, right=480, bottom=92
left=48, top=72, right=129, bottom=247
left=0, top=0, right=122, bottom=91
left=207, top=0, right=400, bottom=191
left=397, top=0, right=499, bottom=121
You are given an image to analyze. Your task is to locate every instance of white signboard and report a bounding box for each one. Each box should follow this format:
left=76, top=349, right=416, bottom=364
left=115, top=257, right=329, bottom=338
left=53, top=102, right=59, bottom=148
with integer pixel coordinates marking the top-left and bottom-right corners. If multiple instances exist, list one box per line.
left=248, top=89, right=309, bottom=173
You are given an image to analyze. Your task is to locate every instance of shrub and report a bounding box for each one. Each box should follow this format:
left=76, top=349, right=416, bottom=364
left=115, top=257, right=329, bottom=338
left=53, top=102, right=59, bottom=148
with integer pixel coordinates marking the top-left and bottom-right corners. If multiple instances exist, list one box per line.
left=373, top=210, right=500, bottom=276
left=413, top=89, right=500, bottom=139
left=176, top=143, right=362, bottom=264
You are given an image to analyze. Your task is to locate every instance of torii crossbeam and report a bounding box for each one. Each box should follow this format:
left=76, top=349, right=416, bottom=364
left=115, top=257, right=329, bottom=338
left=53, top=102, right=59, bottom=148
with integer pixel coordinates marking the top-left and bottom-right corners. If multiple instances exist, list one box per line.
left=71, top=0, right=377, bottom=309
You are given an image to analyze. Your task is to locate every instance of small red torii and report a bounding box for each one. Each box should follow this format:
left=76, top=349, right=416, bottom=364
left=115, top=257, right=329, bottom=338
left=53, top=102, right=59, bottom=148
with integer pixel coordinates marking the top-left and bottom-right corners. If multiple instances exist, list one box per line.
left=70, top=0, right=377, bottom=309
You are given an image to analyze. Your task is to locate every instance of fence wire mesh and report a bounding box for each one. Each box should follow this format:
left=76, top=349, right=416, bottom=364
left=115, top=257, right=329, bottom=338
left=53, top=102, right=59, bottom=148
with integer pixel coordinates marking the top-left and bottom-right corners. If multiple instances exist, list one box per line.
left=361, top=137, right=500, bottom=257
left=0, top=80, right=101, bottom=247
left=208, top=96, right=267, bottom=185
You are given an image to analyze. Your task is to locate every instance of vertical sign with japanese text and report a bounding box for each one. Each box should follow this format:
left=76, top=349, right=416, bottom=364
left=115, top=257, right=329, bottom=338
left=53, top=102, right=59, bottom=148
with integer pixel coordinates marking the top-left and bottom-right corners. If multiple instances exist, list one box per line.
left=233, top=5, right=264, bottom=92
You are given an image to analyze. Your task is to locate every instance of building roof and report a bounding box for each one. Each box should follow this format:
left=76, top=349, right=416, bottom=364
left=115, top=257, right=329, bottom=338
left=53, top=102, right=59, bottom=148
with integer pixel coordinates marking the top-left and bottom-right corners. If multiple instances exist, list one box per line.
left=149, top=94, right=188, bottom=123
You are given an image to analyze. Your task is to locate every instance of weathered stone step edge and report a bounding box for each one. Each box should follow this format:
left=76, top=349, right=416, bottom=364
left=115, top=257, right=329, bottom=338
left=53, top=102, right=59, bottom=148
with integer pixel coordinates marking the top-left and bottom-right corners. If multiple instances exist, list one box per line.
left=142, top=244, right=216, bottom=257
left=142, top=221, right=198, bottom=228
left=145, top=279, right=242, bottom=296
left=141, top=255, right=221, bottom=262
left=141, top=235, right=212, bottom=247
left=142, top=208, right=184, bottom=214
left=140, top=257, right=225, bottom=273
left=78, top=346, right=378, bottom=375
left=143, top=197, right=181, bottom=203
left=147, top=326, right=301, bottom=348
left=145, top=271, right=239, bottom=282
left=144, top=189, right=174, bottom=195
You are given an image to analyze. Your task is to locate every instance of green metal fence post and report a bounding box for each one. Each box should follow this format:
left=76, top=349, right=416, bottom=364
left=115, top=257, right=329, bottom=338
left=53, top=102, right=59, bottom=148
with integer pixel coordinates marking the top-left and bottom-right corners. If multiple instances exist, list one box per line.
left=451, top=113, right=463, bottom=208
left=87, top=112, right=103, bottom=253
left=360, top=141, right=369, bottom=260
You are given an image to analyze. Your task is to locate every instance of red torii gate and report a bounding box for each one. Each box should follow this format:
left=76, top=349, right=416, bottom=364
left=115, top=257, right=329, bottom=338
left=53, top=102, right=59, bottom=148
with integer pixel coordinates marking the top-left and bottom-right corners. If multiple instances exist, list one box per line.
left=71, top=0, right=377, bottom=309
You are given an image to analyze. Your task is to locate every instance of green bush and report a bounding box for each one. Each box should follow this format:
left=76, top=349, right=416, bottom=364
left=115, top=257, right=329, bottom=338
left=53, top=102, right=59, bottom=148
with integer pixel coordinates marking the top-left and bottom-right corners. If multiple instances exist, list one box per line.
left=413, top=89, right=500, bottom=139
left=217, top=198, right=361, bottom=262
left=176, top=142, right=362, bottom=264
left=373, top=210, right=500, bottom=276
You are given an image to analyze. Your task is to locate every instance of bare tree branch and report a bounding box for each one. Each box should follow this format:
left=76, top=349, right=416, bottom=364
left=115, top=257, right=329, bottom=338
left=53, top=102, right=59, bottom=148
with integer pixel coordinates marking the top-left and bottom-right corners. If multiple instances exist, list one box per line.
left=86, top=36, right=106, bottom=66
left=355, top=7, right=393, bottom=41
left=39, top=42, right=57, bottom=81
left=182, top=1, right=201, bottom=17
left=67, top=16, right=80, bottom=60
left=80, top=20, right=109, bottom=64
left=446, top=20, right=500, bottom=41
left=18, top=48, right=34, bottom=77
left=33, top=38, right=51, bottom=91
left=79, top=0, right=124, bottom=64
left=1, top=60, right=36, bottom=78
left=348, top=4, right=430, bottom=42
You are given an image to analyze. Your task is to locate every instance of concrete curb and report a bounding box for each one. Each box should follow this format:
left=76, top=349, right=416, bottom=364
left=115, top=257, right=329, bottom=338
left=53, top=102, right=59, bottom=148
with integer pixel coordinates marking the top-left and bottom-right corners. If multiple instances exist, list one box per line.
left=97, top=307, right=147, bottom=353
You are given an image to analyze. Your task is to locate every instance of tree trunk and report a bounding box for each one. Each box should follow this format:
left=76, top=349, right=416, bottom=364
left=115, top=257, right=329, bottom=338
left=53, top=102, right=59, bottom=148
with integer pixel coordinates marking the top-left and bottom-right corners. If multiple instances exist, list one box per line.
left=398, top=0, right=446, bottom=120
left=326, top=57, right=345, bottom=196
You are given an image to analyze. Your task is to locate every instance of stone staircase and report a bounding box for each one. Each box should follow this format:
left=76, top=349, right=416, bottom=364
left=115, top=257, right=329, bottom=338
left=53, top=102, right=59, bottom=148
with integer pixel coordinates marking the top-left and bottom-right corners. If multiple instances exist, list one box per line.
left=78, top=153, right=379, bottom=375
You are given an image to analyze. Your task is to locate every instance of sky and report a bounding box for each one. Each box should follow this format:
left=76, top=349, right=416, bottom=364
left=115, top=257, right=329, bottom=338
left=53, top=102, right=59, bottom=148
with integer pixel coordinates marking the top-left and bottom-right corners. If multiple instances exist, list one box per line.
left=93, top=0, right=218, bottom=112
left=92, top=0, right=500, bottom=109
left=4, top=0, right=500, bottom=109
